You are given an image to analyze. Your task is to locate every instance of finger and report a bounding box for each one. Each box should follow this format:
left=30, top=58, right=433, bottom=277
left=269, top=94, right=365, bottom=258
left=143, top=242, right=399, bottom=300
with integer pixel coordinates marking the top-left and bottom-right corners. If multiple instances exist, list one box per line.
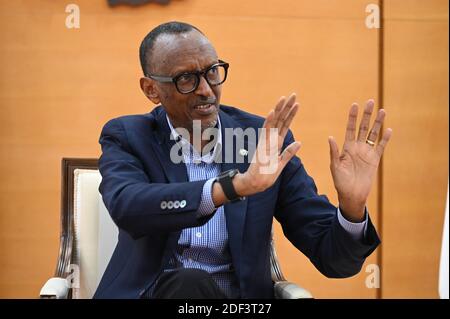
left=279, top=141, right=301, bottom=167
left=376, top=128, right=392, bottom=156
left=262, top=109, right=275, bottom=129
left=328, top=136, right=340, bottom=166
left=357, top=99, right=375, bottom=142
left=279, top=103, right=299, bottom=140
left=260, top=110, right=276, bottom=152
left=272, top=96, right=286, bottom=128
left=345, top=103, right=358, bottom=142
left=275, top=93, right=296, bottom=131
left=367, top=109, right=386, bottom=144
left=274, top=96, right=286, bottom=113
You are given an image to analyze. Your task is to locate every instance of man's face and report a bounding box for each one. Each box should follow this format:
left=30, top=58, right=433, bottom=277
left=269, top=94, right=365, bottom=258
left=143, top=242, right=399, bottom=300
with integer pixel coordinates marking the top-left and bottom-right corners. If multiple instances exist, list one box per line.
left=141, top=30, right=222, bottom=132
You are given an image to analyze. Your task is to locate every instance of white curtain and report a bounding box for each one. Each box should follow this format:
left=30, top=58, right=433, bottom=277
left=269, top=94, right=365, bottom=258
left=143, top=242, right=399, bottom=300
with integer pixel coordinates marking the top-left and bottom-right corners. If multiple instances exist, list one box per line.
left=439, top=183, right=449, bottom=299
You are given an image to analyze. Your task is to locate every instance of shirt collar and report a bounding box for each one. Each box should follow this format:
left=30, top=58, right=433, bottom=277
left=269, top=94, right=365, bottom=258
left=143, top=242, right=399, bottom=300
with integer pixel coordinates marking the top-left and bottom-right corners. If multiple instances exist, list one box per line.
left=166, top=114, right=222, bottom=164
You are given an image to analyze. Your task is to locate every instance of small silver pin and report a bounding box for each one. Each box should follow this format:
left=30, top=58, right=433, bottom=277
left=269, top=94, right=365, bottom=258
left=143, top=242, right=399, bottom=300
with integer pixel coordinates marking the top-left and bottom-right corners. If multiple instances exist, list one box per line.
left=239, top=149, right=248, bottom=156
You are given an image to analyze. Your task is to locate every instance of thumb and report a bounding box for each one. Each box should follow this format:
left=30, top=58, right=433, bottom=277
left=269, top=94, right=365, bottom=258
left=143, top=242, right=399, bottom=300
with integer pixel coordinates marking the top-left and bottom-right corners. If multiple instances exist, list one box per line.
left=328, top=136, right=339, bottom=165
left=280, top=141, right=301, bottom=166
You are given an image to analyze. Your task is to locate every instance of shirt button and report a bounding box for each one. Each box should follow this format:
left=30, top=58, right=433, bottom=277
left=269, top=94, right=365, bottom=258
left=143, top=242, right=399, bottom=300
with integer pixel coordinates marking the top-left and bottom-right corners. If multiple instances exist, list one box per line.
left=196, top=232, right=202, bottom=238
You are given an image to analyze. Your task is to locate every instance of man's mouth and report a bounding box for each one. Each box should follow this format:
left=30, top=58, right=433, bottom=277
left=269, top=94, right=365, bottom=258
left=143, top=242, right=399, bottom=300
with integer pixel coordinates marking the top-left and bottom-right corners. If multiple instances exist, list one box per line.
left=193, top=103, right=216, bottom=115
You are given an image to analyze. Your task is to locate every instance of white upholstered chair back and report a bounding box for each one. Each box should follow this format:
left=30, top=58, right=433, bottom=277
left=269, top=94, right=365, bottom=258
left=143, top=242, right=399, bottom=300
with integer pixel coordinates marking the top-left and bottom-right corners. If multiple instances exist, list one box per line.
left=72, top=169, right=118, bottom=299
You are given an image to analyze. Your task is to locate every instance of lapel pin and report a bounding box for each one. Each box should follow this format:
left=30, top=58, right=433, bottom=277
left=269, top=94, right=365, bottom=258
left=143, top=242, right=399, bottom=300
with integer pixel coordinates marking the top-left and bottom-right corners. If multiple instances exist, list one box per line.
left=239, top=148, right=248, bottom=156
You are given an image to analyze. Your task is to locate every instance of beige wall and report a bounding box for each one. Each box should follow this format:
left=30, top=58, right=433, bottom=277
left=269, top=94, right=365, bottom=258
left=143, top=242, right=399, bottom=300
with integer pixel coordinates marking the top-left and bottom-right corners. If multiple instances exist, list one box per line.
left=382, top=0, right=449, bottom=298
left=0, top=0, right=447, bottom=298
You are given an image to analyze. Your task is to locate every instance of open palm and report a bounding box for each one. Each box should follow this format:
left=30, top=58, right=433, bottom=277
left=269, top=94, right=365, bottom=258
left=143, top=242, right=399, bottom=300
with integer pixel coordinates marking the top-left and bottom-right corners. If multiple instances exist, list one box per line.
left=244, top=94, right=300, bottom=194
left=328, top=100, right=392, bottom=221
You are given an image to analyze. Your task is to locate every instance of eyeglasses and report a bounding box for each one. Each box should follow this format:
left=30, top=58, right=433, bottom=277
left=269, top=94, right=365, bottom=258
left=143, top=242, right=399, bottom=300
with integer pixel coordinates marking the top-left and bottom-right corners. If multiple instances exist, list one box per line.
left=147, top=60, right=229, bottom=94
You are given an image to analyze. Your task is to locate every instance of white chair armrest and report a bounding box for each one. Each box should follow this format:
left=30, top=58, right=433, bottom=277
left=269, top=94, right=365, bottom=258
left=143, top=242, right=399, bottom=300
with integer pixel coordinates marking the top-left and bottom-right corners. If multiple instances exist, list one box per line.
left=274, top=281, right=313, bottom=299
left=40, top=277, right=70, bottom=299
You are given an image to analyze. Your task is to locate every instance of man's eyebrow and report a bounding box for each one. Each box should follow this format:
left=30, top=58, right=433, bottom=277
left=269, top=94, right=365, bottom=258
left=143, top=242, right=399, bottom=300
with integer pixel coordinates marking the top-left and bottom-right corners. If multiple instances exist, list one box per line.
left=170, top=60, right=219, bottom=76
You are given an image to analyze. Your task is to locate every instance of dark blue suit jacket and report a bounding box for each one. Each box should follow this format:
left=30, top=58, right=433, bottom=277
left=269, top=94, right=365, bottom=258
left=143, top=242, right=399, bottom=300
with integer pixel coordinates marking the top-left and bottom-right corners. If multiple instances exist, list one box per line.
left=93, top=105, right=380, bottom=299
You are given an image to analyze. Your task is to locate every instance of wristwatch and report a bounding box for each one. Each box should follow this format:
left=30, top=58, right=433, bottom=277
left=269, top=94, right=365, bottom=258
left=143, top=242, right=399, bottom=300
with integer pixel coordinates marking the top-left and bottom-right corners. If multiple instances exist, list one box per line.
left=215, top=169, right=244, bottom=202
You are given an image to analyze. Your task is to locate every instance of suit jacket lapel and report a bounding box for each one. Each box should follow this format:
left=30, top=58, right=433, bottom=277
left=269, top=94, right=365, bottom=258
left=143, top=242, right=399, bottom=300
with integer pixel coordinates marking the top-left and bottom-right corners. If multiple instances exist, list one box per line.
left=219, top=110, right=252, bottom=279
left=152, top=107, right=189, bottom=184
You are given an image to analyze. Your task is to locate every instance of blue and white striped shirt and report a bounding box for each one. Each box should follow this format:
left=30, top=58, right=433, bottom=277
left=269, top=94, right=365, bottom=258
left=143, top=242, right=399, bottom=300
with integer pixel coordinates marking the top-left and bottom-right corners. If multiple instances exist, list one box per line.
left=162, top=115, right=240, bottom=298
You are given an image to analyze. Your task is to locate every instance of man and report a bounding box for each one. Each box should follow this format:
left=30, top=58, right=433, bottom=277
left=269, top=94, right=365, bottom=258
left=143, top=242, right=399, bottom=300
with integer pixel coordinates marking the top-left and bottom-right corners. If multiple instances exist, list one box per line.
left=94, top=21, right=392, bottom=299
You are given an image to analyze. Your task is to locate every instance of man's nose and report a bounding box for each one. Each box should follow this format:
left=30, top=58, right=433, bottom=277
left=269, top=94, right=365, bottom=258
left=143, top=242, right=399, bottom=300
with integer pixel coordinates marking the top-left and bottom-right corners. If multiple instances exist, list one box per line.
left=194, top=75, right=214, bottom=97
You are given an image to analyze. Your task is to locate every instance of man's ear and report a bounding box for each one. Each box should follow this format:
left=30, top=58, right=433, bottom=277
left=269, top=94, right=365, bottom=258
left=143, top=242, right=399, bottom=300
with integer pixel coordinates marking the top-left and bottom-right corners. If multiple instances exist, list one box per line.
left=140, top=77, right=160, bottom=104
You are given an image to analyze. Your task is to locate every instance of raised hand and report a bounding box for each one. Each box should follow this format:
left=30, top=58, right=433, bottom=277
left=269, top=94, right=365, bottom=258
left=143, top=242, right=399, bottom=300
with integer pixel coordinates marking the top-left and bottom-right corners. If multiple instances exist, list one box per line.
left=236, top=93, right=300, bottom=196
left=328, top=100, right=392, bottom=222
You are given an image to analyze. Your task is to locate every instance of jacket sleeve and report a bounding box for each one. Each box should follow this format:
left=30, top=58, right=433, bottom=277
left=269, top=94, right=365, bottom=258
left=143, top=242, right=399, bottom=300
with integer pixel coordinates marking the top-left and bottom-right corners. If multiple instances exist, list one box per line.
left=275, top=130, right=380, bottom=278
left=98, top=118, right=213, bottom=239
